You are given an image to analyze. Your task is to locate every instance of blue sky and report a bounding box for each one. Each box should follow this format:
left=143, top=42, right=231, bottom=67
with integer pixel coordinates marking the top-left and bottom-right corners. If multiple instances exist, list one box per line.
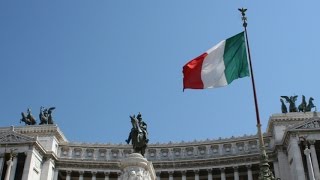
left=1, top=1, right=320, bottom=144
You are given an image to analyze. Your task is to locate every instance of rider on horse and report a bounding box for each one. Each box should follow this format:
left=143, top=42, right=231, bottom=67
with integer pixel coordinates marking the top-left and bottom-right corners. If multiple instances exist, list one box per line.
left=126, top=113, right=149, bottom=144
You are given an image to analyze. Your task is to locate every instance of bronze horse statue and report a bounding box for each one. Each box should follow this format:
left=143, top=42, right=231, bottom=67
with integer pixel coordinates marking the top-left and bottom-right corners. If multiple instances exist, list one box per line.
left=126, top=115, right=147, bottom=156
left=306, top=97, right=316, bottom=112
left=298, top=95, right=307, bottom=112
left=20, top=109, right=36, bottom=125
left=39, top=107, right=55, bottom=125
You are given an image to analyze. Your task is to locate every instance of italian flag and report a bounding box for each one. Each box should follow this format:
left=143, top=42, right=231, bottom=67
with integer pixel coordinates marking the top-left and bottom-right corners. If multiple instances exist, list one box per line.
left=183, top=32, right=249, bottom=90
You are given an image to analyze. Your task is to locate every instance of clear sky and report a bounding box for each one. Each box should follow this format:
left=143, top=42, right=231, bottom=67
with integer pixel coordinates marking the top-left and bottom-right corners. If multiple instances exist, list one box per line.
left=1, top=1, right=320, bottom=144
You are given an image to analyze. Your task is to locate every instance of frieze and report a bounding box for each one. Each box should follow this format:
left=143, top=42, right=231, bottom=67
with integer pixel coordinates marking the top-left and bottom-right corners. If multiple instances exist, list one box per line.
left=296, top=119, right=320, bottom=129
left=0, top=132, right=35, bottom=143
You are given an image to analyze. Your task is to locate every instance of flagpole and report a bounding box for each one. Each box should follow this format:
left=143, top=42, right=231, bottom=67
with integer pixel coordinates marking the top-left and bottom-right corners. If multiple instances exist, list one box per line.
left=238, top=8, right=275, bottom=180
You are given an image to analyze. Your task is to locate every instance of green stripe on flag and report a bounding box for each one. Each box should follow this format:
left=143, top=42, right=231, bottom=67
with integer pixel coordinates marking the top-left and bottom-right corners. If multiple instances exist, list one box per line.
left=223, top=32, right=249, bottom=84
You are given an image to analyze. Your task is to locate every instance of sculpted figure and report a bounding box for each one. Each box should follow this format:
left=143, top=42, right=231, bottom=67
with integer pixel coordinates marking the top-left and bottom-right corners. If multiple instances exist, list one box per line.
left=39, top=106, right=56, bottom=125
left=306, top=97, right=316, bottom=112
left=20, top=108, right=36, bottom=125
left=298, top=95, right=307, bottom=112
left=280, top=99, right=287, bottom=113
left=281, top=96, right=298, bottom=112
left=126, top=112, right=148, bottom=156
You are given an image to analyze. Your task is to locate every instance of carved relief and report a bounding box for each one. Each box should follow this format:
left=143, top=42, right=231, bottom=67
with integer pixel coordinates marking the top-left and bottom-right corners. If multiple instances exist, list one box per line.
left=236, top=142, right=244, bottom=152
left=61, top=147, right=69, bottom=157
left=147, top=149, right=156, bottom=158
left=197, top=146, right=206, bottom=155
left=173, top=148, right=181, bottom=157
left=223, top=144, right=232, bottom=153
left=73, top=148, right=82, bottom=157
left=297, top=120, right=320, bottom=129
left=186, top=147, right=194, bottom=156
left=211, top=145, right=219, bottom=155
left=99, top=149, right=107, bottom=158
left=111, top=149, right=119, bottom=158
left=0, top=133, right=34, bottom=143
left=248, top=141, right=257, bottom=150
left=86, top=149, right=94, bottom=158
left=160, top=149, right=169, bottom=157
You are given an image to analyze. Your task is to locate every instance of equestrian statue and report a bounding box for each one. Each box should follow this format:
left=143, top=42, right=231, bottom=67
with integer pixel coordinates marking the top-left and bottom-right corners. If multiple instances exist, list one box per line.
left=126, top=112, right=149, bottom=156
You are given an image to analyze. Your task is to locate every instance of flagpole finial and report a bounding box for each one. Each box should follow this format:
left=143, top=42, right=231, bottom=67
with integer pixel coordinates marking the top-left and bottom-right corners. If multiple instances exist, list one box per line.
left=238, top=8, right=247, bottom=28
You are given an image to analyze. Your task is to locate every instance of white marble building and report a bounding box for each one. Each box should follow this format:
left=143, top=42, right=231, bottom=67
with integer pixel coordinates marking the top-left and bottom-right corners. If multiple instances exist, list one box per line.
left=1, top=112, right=320, bottom=180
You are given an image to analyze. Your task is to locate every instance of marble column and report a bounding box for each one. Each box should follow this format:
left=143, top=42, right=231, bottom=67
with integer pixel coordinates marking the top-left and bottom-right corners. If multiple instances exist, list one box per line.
left=21, top=150, right=34, bottom=180
left=289, top=136, right=306, bottom=180
left=53, top=169, right=59, bottom=180
left=4, top=158, right=13, bottom=180
left=233, top=167, right=239, bottom=180
left=208, top=169, right=213, bottom=180
left=9, top=156, right=17, bottom=180
left=247, top=165, right=253, bottom=180
left=309, top=140, right=320, bottom=180
left=277, top=146, right=291, bottom=180
left=66, top=170, right=71, bottom=180
left=117, top=172, right=121, bottom=180
left=79, top=171, right=84, bottom=180
left=220, top=168, right=226, bottom=180
left=169, top=171, right=174, bottom=180
left=194, top=170, right=199, bottom=180
left=0, top=156, right=4, bottom=179
left=304, top=148, right=315, bottom=180
left=92, top=171, right=97, bottom=180
left=156, top=172, right=161, bottom=180
left=272, top=162, right=280, bottom=179
left=104, top=172, right=110, bottom=180
left=181, top=171, right=186, bottom=180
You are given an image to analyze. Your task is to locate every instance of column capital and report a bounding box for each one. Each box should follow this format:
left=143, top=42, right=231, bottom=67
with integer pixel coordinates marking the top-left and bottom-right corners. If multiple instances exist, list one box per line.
left=104, top=171, right=110, bottom=176
left=220, top=167, right=225, bottom=172
left=233, top=166, right=238, bottom=171
left=207, top=168, right=212, bottom=173
left=181, top=170, right=186, bottom=175
left=309, top=139, right=316, bottom=145
left=156, top=171, right=161, bottom=176
left=168, top=171, right=174, bottom=176
left=246, top=164, right=252, bottom=169
left=79, top=171, right=84, bottom=175
left=194, top=169, right=199, bottom=174
left=66, top=170, right=72, bottom=175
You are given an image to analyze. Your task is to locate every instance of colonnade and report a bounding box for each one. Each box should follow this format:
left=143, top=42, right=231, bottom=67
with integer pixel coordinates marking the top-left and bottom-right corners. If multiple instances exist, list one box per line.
left=55, top=165, right=256, bottom=180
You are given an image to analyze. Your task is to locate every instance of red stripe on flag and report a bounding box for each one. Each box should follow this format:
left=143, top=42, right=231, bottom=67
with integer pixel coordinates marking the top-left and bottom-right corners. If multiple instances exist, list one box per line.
left=183, top=53, right=208, bottom=90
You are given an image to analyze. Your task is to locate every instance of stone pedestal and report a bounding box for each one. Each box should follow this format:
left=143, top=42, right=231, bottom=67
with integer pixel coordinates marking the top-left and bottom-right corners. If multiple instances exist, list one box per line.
left=119, top=153, right=156, bottom=180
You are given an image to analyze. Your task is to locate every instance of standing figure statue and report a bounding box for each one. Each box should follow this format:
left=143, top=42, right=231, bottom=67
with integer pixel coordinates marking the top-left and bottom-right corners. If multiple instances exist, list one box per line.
left=281, top=96, right=298, bottom=112
left=20, top=108, right=36, bottom=125
left=39, top=106, right=56, bottom=125
left=126, top=112, right=149, bottom=156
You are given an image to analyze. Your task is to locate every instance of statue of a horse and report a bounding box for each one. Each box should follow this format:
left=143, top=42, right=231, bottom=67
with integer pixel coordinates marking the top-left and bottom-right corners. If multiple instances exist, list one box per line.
left=20, top=109, right=36, bottom=125
left=126, top=115, right=147, bottom=156
left=281, top=96, right=298, bottom=112
left=306, top=97, right=316, bottom=112
left=298, top=95, right=307, bottom=112
left=39, top=107, right=55, bottom=125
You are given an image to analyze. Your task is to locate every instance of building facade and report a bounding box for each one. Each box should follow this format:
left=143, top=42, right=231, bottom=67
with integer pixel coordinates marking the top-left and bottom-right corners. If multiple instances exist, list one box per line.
left=1, top=112, right=320, bottom=180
